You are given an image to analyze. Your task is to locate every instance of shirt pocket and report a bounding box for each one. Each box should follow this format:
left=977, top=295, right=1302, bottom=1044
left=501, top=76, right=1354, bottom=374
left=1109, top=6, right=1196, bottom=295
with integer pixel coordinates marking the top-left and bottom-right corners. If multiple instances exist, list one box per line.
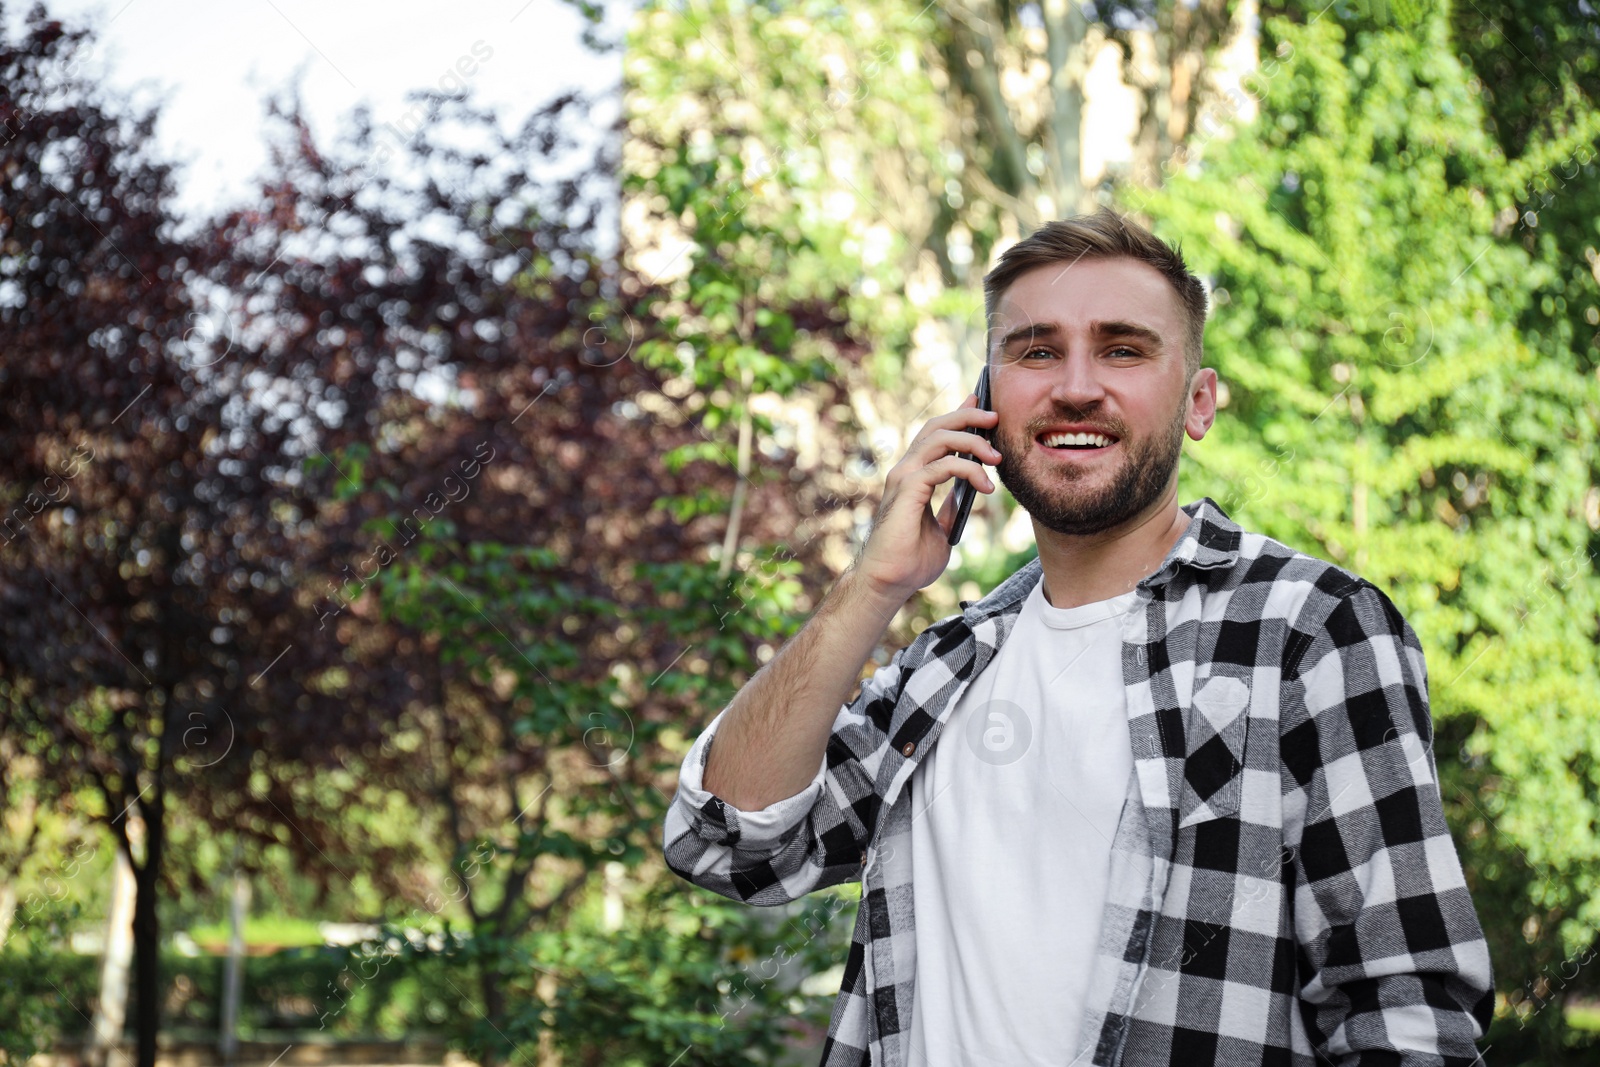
left=1178, top=674, right=1251, bottom=829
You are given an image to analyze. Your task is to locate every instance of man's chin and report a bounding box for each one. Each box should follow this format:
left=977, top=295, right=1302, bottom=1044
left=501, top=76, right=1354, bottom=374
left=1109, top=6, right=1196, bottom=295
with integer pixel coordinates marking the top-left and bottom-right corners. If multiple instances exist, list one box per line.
left=999, top=454, right=1177, bottom=537
left=1001, top=478, right=1134, bottom=536
left=1028, top=503, right=1139, bottom=537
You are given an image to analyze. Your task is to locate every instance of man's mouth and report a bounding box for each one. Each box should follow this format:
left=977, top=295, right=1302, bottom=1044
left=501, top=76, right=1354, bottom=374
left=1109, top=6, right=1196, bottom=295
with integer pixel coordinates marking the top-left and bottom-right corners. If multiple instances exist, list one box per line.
left=1038, top=430, right=1118, bottom=451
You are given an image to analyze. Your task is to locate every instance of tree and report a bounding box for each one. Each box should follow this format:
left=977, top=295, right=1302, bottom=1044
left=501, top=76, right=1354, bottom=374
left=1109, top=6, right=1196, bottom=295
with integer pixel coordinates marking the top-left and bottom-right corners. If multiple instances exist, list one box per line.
left=620, top=0, right=1272, bottom=638
left=0, top=9, right=424, bottom=1060
left=1, top=5, right=866, bottom=1051
left=2, top=11, right=218, bottom=1060
left=200, top=75, right=865, bottom=1056
left=626, top=0, right=1600, bottom=1055
left=1122, top=0, right=1600, bottom=1054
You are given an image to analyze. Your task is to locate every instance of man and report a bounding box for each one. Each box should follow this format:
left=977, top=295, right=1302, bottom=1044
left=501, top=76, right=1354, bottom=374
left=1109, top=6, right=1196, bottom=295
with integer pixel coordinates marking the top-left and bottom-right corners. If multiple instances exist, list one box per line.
left=662, top=209, right=1493, bottom=1066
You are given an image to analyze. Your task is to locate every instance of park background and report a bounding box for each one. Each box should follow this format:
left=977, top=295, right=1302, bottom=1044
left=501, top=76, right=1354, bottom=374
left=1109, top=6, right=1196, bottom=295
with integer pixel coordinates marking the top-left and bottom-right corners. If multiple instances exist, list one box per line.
left=1, top=0, right=1598, bottom=1062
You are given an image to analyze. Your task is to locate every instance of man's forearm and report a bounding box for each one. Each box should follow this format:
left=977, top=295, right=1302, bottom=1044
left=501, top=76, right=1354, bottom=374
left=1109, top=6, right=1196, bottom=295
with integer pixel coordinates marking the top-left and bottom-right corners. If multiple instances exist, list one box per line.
left=701, top=567, right=908, bottom=812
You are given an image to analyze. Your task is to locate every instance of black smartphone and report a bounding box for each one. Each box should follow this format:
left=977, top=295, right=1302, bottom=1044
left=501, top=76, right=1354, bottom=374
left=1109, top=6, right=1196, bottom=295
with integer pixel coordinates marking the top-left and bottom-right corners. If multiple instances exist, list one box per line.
left=946, top=364, right=992, bottom=546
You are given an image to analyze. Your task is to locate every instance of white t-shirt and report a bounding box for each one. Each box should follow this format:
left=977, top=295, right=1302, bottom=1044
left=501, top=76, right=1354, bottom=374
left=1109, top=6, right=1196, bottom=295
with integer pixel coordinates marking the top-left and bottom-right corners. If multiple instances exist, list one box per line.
left=906, top=580, right=1140, bottom=1066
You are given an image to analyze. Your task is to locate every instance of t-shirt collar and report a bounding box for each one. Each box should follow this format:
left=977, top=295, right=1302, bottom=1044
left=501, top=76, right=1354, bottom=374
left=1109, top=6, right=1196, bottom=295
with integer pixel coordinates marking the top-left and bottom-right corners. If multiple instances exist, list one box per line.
left=960, top=497, right=1243, bottom=625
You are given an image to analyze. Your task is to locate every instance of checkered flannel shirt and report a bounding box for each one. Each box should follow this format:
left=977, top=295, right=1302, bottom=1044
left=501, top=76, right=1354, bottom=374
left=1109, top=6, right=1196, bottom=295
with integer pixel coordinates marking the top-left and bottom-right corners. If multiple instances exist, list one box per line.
left=664, top=497, right=1494, bottom=1066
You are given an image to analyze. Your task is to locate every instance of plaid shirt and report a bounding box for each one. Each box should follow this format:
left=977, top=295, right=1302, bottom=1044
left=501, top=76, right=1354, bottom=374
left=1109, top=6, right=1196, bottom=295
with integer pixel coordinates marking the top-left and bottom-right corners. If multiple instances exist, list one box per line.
left=664, top=497, right=1493, bottom=1066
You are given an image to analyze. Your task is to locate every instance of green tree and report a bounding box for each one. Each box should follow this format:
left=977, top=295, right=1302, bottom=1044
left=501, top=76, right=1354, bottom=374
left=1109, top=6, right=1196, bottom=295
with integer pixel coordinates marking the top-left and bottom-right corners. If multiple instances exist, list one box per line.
left=195, top=60, right=871, bottom=1059
left=1122, top=2, right=1600, bottom=1056
left=620, top=0, right=1276, bottom=637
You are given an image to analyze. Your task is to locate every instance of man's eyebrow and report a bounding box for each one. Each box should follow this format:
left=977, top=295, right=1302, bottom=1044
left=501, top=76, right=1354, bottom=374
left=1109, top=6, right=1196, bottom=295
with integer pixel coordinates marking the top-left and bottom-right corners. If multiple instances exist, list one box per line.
left=993, top=319, right=1166, bottom=350
left=995, top=322, right=1060, bottom=349
left=1090, top=319, right=1165, bottom=348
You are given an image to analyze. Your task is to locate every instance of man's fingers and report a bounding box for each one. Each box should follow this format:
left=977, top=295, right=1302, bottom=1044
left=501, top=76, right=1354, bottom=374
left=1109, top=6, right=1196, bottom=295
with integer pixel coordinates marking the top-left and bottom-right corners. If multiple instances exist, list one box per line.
left=855, top=393, right=996, bottom=597
left=914, top=398, right=996, bottom=442
left=901, top=432, right=1002, bottom=481
left=919, top=455, right=994, bottom=494
left=935, top=479, right=958, bottom=532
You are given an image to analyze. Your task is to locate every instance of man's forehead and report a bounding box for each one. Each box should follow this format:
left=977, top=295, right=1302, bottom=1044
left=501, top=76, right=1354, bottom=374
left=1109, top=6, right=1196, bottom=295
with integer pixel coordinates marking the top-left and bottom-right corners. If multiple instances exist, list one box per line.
left=991, top=257, right=1183, bottom=338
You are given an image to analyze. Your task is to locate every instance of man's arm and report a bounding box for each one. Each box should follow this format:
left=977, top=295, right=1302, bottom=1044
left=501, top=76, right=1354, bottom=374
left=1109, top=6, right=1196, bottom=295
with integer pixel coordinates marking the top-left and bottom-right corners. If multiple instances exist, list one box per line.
left=661, top=635, right=914, bottom=905
left=1282, top=578, right=1494, bottom=1064
left=700, top=392, right=1000, bottom=810
left=661, top=391, right=1002, bottom=905
left=701, top=568, right=910, bottom=811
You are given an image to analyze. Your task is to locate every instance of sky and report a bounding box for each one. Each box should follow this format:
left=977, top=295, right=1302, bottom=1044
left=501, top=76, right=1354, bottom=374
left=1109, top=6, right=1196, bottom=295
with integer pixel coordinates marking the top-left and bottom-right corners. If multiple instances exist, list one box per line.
left=16, top=0, right=623, bottom=211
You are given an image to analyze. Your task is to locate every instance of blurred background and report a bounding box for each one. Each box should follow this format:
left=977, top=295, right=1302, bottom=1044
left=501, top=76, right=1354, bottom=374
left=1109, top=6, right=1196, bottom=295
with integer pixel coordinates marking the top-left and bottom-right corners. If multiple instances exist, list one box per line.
left=0, top=0, right=1596, bottom=1062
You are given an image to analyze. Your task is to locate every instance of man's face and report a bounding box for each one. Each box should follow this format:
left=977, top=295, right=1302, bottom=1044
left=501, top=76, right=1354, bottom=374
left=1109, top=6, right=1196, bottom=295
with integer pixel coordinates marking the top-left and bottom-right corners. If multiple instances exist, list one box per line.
left=988, top=256, right=1217, bottom=536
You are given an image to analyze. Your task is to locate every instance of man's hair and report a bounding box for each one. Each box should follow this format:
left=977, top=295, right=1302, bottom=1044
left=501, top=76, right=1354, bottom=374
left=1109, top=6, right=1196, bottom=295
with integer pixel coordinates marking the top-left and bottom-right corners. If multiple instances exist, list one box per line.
left=982, top=208, right=1209, bottom=379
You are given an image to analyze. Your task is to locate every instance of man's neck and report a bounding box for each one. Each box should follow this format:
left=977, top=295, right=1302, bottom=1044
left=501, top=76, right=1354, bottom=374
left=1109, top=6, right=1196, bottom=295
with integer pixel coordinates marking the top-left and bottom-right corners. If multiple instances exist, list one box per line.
left=1032, top=490, right=1191, bottom=609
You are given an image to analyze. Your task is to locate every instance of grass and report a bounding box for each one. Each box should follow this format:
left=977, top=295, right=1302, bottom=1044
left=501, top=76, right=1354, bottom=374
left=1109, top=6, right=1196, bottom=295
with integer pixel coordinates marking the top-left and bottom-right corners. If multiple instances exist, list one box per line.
left=186, top=915, right=326, bottom=948
left=1567, top=1000, right=1600, bottom=1032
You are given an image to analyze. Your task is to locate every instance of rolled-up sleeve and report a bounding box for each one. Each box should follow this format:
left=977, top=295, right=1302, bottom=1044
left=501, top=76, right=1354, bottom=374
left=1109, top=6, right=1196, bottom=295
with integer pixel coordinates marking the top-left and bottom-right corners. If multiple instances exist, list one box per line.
left=671, top=705, right=831, bottom=850
left=1282, top=579, right=1494, bottom=1065
left=662, top=643, right=912, bottom=907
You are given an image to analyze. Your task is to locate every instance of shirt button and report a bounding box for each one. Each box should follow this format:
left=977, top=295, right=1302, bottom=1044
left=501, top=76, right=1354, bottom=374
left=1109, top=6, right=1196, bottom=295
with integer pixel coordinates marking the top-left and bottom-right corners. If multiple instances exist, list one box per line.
left=901, top=741, right=916, bottom=757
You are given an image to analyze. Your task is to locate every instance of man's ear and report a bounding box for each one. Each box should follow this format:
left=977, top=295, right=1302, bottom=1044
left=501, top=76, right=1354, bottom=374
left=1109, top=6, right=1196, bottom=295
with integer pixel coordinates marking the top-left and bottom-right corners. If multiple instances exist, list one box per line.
left=1185, top=367, right=1219, bottom=441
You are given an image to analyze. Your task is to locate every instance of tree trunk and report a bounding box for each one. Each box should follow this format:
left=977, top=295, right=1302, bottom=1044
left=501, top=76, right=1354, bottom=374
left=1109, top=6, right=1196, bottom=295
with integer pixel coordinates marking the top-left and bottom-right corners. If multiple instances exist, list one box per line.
left=481, top=958, right=509, bottom=1066
left=131, top=856, right=161, bottom=1067
left=88, top=846, right=136, bottom=1067
left=121, top=780, right=167, bottom=1067
left=960, top=29, right=1032, bottom=201
left=0, top=882, right=16, bottom=946
left=602, top=861, right=625, bottom=932
left=535, top=969, right=561, bottom=1066
left=219, top=868, right=250, bottom=1065
left=1043, top=0, right=1088, bottom=214
left=716, top=365, right=755, bottom=581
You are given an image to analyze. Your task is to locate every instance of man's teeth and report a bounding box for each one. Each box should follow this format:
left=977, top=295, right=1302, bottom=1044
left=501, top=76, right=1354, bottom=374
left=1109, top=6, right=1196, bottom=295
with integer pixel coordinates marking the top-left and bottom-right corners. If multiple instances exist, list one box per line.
left=1042, top=432, right=1115, bottom=448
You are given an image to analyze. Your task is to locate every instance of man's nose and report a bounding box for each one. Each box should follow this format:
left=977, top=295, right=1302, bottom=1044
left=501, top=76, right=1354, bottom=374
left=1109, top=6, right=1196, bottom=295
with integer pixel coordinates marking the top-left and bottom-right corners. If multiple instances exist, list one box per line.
left=1049, top=349, right=1107, bottom=411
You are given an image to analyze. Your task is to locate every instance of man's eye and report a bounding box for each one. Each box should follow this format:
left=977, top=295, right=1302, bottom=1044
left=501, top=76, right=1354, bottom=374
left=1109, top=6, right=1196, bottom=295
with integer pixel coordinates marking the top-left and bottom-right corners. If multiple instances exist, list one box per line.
left=1021, top=347, right=1056, bottom=360
left=1108, top=346, right=1142, bottom=359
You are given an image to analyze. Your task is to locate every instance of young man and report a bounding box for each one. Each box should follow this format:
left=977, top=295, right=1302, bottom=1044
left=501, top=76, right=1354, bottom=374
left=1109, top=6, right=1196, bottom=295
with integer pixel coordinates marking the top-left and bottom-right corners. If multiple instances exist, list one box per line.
left=662, top=209, right=1493, bottom=1066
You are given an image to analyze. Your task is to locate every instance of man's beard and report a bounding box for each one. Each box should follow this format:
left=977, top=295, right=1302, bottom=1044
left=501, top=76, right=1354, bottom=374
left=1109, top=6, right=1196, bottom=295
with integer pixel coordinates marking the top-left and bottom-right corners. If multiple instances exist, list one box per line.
left=994, top=402, right=1186, bottom=536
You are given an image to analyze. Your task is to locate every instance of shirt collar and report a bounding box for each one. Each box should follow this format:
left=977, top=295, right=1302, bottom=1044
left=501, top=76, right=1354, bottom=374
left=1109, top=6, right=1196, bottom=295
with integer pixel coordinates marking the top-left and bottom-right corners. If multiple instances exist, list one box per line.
left=961, top=497, right=1242, bottom=625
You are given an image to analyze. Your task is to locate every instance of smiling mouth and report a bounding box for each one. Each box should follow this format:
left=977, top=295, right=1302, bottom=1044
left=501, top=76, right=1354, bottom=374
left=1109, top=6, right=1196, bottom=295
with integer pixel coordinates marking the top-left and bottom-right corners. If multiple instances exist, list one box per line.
left=1038, top=431, right=1119, bottom=451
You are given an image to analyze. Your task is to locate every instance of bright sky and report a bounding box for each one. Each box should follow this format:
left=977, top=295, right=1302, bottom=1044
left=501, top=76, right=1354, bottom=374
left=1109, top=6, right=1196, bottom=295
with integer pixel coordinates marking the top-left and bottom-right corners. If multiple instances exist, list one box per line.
left=19, top=0, right=623, bottom=211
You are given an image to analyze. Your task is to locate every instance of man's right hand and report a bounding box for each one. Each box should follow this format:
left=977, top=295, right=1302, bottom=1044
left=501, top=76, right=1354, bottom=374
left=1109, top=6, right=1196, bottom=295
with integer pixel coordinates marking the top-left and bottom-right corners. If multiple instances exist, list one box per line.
left=696, top=393, right=1000, bottom=812
left=854, top=392, right=1002, bottom=602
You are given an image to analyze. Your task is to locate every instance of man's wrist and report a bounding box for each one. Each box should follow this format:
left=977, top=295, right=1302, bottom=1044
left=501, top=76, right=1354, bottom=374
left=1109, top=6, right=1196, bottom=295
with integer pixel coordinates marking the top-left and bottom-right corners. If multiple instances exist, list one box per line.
left=836, top=564, right=913, bottom=621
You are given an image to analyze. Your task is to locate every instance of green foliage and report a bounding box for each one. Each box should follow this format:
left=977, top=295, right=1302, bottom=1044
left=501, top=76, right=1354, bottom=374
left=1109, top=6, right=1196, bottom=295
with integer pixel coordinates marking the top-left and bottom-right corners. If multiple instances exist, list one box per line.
left=629, top=123, right=845, bottom=416
left=514, top=877, right=857, bottom=1067
left=627, top=0, right=963, bottom=388
left=11, top=0, right=1595, bottom=1062
left=634, top=556, right=807, bottom=664
left=0, top=902, right=94, bottom=1062
left=235, top=940, right=468, bottom=1037
left=1126, top=5, right=1600, bottom=1054
left=0, top=945, right=467, bottom=1042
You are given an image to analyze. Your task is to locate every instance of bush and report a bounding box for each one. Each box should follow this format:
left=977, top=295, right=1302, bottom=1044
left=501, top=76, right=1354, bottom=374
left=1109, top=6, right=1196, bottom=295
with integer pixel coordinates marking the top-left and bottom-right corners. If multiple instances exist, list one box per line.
left=0, top=945, right=471, bottom=1045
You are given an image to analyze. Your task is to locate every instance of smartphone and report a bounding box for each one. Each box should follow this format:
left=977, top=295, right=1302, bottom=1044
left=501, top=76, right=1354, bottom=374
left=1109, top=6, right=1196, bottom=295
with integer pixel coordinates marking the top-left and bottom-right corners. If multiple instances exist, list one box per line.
left=946, top=364, right=992, bottom=546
